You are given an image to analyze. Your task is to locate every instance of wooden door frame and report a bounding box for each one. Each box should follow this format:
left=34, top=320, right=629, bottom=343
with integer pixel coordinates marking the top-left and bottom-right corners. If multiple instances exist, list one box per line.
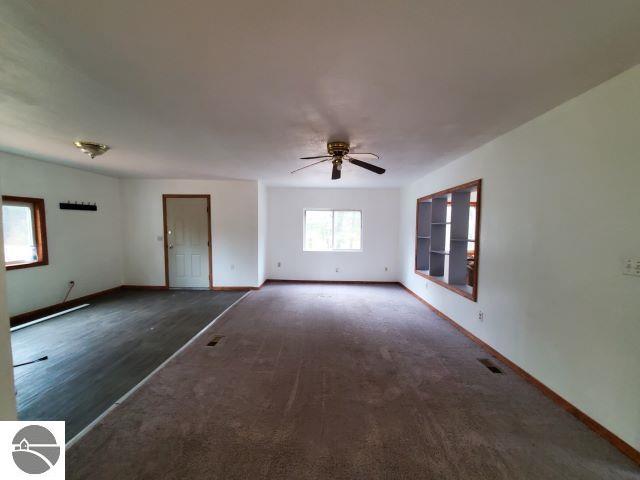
left=162, top=194, right=213, bottom=289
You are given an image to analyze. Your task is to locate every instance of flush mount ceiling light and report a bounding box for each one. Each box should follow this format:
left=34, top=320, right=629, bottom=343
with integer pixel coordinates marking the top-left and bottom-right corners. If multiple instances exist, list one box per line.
left=73, top=140, right=110, bottom=159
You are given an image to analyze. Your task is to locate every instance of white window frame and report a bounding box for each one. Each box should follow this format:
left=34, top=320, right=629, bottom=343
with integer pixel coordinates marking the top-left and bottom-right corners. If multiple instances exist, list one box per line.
left=303, top=209, right=363, bottom=252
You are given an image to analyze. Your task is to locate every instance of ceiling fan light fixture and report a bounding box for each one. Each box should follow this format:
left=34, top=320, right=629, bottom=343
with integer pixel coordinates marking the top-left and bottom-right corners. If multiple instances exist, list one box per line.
left=292, top=141, right=384, bottom=179
left=74, top=140, right=110, bottom=159
left=327, top=141, right=350, bottom=157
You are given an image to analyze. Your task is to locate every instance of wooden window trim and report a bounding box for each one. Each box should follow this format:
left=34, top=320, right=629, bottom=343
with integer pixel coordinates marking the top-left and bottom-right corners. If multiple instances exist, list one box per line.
left=2, top=195, right=49, bottom=270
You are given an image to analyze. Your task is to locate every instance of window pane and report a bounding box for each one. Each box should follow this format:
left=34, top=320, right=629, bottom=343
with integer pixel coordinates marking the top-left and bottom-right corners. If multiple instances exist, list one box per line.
left=304, top=210, right=333, bottom=251
left=333, top=211, right=361, bottom=250
left=3, top=204, right=37, bottom=264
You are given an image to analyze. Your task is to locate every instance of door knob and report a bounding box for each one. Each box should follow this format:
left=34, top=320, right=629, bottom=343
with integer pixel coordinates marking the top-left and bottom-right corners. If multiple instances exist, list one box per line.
left=169, top=243, right=174, bottom=249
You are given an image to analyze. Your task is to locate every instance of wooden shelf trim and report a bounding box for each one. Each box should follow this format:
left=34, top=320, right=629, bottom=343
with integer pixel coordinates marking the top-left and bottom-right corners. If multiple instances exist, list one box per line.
left=414, top=179, right=481, bottom=302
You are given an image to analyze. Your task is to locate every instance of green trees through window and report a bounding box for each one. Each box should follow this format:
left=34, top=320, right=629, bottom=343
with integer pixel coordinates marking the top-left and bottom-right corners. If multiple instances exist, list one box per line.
left=304, top=210, right=362, bottom=251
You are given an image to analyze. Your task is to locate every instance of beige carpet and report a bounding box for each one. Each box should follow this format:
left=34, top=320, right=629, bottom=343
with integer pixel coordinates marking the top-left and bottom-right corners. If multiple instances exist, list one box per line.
left=67, top=283, right=640, bottom=479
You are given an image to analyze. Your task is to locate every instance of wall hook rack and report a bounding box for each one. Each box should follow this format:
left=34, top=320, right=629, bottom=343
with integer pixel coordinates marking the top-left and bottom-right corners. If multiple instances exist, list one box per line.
left=59, top=201, right=98, bottom=211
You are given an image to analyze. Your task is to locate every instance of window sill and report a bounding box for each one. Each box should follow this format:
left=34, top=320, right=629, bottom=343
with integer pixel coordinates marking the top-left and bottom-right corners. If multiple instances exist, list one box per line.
left=414, top=269, right=476, bottom=301
left=6, top=260, right=48, bottom=271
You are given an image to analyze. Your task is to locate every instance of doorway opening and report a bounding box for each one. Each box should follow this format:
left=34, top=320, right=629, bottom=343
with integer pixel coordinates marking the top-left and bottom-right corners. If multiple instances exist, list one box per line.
left=162, top=194, right=213, bottom=289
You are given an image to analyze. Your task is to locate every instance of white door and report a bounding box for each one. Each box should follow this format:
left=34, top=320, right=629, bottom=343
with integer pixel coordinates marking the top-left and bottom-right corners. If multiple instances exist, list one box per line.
left=166, top=197, right=210, bottom=288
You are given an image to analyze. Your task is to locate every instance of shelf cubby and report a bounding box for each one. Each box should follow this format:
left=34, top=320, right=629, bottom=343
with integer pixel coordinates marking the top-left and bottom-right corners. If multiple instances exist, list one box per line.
left=428, top=197, right=447, bottom=276
left=448, top=191, right=471, bottom=285
left=416, top=201, right=432, bottom=271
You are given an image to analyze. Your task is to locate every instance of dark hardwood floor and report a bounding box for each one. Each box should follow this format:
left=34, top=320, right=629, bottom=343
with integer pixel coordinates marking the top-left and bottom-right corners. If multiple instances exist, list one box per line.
left=11, top=288, right=247, bottom=441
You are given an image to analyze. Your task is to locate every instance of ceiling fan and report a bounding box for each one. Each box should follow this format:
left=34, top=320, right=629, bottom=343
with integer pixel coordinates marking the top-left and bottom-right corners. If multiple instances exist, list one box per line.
left=291, top=141, right=385, bottom=180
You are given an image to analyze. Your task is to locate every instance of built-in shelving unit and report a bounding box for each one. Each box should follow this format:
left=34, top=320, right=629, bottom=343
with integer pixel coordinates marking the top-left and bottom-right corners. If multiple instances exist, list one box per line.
left=414, top=179, right=481, bottom=301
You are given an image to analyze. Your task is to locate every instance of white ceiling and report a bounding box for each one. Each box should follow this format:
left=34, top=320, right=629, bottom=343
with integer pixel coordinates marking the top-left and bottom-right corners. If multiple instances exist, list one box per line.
left=1, top=1, right=639, bottom=187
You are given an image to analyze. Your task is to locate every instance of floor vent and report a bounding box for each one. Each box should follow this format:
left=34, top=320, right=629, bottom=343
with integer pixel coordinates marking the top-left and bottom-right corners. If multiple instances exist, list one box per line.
left=207, top=335, right=224, bottom=347
left=478, top=358, right=503, bottom=374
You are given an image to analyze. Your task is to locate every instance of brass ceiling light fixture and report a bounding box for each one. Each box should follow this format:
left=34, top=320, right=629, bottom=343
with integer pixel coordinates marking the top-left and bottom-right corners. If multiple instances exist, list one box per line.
left=74, top=140, right=110, bottom=159
left=291, top=141, right=384, bottom=180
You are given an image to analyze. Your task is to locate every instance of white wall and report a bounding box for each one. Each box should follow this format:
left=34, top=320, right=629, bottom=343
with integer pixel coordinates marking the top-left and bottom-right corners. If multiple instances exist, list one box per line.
left=0, top=199, right=17, bottom=419
left=267, top=188, right=400, bottom=282
left=400, top=66, right=640, bottom=449
left=257, top=181, right=267, bottom=286
left=0, top=152, right=123, bottom=316
left=121, top=178, right=260, bottom=288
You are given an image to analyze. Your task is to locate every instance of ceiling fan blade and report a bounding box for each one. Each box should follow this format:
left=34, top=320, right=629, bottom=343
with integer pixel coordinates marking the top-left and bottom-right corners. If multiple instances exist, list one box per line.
left=299, top=155, right=332, bottom=160
left=290, top=158, right=331, bottom=174
left=331, top=161, right=341, bottom=180
left=348, top=158, right=385, bottom=174
left=348, top=152, right=380, bottom=159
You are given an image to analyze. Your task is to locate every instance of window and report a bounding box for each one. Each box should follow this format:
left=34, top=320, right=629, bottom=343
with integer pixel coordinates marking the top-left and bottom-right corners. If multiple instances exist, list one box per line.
left=2, top=196, right=48, bottom=270
left=304, top=210, right=362, bottom=251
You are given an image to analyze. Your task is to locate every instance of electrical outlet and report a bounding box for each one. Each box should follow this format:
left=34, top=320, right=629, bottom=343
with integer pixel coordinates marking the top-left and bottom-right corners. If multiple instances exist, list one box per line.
left=335, top=267, right=339, bottom=273
left=384, top=266, right=388, bottom=272
left=277, top=262, right=281, bottom=268
left=623, top=257, right=640, bottom=277
left=478, top=311, right=484, bottom=322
